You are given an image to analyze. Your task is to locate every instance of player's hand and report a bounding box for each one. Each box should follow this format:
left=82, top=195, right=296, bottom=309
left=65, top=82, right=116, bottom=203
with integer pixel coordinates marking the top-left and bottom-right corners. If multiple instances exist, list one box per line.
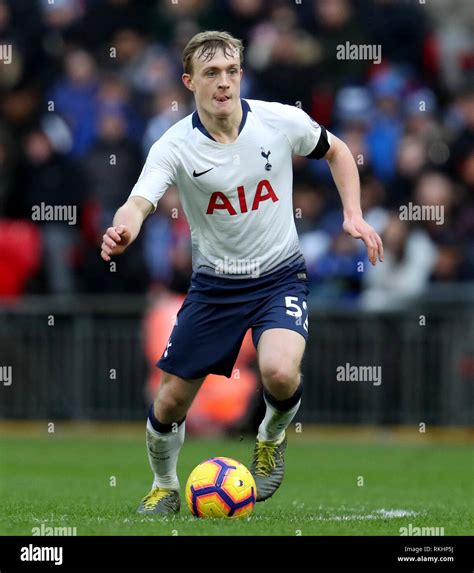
left=343, top=215, right=384, bottom=265
left=100, top=225, right=132, bottom=262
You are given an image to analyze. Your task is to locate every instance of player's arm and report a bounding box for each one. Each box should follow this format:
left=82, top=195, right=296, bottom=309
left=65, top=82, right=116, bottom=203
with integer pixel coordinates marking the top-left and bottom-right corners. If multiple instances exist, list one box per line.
left=101, top=134, right=175, bottom=262
left=100, top=196, right=153, bottom=262
left=323, top=133, right=384, bottom=265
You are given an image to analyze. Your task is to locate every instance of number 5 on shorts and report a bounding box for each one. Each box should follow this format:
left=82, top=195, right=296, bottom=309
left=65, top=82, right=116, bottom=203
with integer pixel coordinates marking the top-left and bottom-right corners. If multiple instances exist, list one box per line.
left=285, top=296, right=308, bottom=332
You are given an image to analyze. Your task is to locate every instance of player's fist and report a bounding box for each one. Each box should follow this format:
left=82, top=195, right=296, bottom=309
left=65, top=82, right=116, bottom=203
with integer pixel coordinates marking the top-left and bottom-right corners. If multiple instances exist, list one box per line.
left=100, top=225, right=132, bottom=261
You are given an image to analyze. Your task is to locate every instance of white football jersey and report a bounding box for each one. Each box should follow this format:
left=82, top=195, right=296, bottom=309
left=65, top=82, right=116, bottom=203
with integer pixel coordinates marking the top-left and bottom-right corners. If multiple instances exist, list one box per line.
left=130, top=99, right=329, bottom=279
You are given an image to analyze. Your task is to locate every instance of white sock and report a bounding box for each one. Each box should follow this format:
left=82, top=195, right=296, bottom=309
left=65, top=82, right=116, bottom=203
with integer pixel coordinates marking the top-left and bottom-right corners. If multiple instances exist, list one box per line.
left=146, top=418, right=185, bottom=491
left=257, top=395, right=301, bottom=444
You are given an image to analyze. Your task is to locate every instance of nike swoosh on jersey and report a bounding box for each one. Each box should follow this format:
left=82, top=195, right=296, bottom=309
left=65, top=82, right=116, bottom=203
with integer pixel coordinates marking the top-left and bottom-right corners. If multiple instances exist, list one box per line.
left=193, top=167, right=214, bottom=177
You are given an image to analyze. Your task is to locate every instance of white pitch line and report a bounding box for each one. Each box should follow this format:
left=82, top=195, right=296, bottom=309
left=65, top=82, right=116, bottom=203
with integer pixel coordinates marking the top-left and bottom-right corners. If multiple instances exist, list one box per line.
left=315, top=509, right=420, bottom=521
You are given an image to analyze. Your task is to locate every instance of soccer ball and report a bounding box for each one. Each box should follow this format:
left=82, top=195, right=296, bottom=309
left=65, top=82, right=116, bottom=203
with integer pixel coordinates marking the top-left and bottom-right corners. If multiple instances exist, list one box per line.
left=185, top=456, right=257, bottom=519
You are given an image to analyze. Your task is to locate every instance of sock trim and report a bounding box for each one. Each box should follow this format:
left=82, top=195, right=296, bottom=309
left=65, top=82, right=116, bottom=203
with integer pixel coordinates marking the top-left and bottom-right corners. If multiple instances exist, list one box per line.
left=263, top=380, right=303, bottom=412
left=148, top=404, right=186, bottom=433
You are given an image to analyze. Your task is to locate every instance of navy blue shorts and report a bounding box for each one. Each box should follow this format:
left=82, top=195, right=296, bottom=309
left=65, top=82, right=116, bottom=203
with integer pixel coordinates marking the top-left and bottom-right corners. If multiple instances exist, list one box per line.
left=157, top=260, right=310, bottom=379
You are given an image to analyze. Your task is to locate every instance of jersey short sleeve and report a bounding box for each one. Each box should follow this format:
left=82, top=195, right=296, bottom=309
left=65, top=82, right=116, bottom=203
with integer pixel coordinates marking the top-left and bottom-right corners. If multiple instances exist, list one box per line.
left=274, top=103, right=330, bottom=158
left=129, top=137, right=177, bottom=211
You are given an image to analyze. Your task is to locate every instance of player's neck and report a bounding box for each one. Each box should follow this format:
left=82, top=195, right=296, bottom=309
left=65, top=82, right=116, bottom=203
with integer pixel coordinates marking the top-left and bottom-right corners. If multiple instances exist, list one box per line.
left=198, top=102, right=243, bottom=144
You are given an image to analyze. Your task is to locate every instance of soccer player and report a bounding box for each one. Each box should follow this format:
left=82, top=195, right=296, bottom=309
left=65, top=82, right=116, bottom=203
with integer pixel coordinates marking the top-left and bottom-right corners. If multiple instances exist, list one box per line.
left=100, top=31, right=384, bottom=515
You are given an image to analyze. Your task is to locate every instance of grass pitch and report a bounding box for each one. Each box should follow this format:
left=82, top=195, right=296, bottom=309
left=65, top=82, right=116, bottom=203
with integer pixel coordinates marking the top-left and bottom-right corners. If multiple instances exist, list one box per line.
left=0, top=432, right=472, bottom=536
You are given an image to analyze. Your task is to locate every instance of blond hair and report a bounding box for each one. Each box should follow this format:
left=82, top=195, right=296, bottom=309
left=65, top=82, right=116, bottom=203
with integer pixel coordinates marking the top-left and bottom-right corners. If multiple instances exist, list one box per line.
left=182, top=31, right=244, bottom=76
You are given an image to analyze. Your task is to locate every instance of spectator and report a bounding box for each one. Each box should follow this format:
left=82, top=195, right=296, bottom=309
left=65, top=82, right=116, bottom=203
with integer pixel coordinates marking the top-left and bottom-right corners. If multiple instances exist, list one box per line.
left=83, top=110, right=142, bottom=233
left=362, top=0, right=428, bottom=75
left=111, top=28, right=179, bottom=99
left=426, top=0, right=474, bottom=92
left=142, top=187, right=191, bottom=287
left=213, top=0, right=268, bottom=47
left=388, top=134, right=428, bottom=208
left=413, top=170, right=458, bottom=244
left=366, top=67, right=406, bottom=182
left=300, top=0, right=369, bottom=90
left=18, top=126, right=84, bottom=293
left=47, top=49, right=99, bottom=157
left=361, top=213, right=437, bottom=310
left=247, top=3, right=320, bottom=109
left=449, top=84, right=474, bottom=183
left=142, top=84, right=191, bottom=155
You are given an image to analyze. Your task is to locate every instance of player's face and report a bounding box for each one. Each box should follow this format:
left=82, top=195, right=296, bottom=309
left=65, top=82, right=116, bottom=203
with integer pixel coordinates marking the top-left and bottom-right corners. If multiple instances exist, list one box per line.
left=183, top=48, right=242, bottom=119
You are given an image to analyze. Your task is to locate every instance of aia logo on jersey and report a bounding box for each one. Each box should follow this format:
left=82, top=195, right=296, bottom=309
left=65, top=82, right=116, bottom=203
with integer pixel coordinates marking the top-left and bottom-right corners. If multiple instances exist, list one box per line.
left=206, top=179, right=279, bottom=215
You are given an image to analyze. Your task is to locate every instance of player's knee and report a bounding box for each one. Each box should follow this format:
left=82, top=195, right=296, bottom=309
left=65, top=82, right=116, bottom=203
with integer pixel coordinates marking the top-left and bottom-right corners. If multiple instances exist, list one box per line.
left=260, top=363, right=298, bottom=398
left=154, top=392, right=188, bottom=421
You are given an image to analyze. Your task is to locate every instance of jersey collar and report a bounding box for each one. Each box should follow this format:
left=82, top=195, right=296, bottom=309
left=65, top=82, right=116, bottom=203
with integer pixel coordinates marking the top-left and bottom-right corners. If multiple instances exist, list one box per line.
left=192, top=99, right=251, bottom=142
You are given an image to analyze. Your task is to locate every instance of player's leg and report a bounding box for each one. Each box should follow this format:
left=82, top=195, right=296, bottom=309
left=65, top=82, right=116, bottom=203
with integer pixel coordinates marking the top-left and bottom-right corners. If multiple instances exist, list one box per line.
left=250, top=328, right=305, bottom=501
left=257, top=327, right=305, bottom=441
left=138, top=296, right=249, bottom=515
left=249, top=275, right=309, bottom=501
left=147, top=372, right=206, bottom=492
left=138, top=371, right=205, bottom=515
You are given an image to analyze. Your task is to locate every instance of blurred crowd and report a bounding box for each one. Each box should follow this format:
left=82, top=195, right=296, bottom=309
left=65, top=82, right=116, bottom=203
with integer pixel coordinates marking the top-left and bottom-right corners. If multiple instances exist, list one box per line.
left=0, top=0, right=473, bottom=309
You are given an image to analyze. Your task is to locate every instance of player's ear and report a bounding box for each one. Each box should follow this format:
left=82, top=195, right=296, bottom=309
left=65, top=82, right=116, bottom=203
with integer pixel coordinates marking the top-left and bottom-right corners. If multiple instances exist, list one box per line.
left=182, top=73, right=195, bottom=93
